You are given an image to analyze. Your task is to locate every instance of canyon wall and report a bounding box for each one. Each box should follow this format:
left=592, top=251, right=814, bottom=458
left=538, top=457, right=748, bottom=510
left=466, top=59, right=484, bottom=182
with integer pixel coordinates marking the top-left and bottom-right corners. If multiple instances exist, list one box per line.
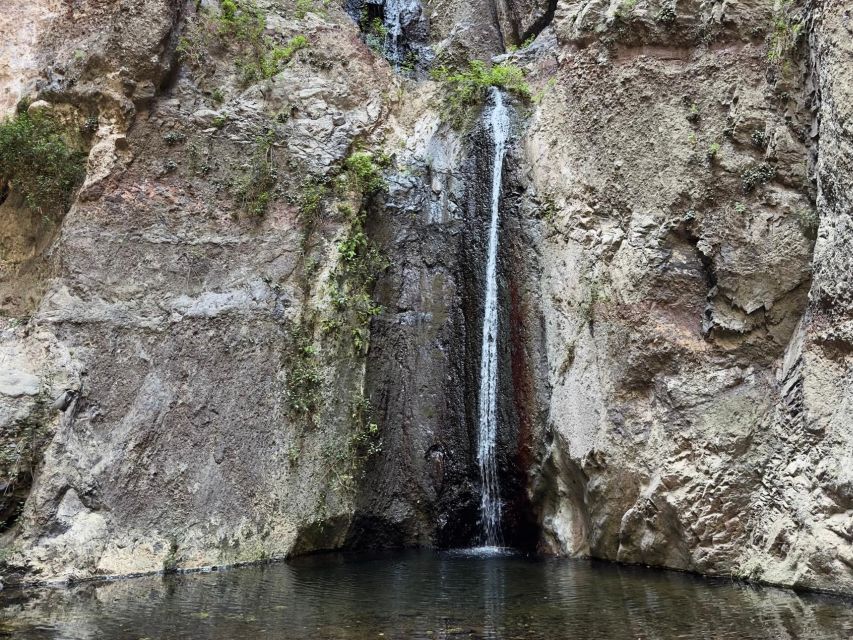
left=0, top=0, right=851, bottom=596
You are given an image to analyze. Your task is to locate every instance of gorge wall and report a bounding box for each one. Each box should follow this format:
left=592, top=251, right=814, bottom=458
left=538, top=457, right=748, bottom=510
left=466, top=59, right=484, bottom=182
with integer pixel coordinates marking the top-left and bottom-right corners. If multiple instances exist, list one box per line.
left=1, top=0, right=851, bottom=597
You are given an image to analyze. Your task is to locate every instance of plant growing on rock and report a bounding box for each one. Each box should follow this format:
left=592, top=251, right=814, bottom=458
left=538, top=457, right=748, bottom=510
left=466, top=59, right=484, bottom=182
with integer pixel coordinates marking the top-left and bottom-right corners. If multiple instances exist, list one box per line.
left=344, top=151, right=387, bottom=194
left=795, top=206, right=819, bottom=238
left=741, top=162, right=776, bottom=193
left=259, top=35, right=309, bottom=79
left=751, top=129, right=768, bottom=149
left=178, top=0, right=310, bottom=85
left=614, top=0, right=638, bottom=22
left=656, top=3, right=676, bottom=24
left=295, top=0, right=315, bottom=19
left=233, top=132, right=278, bottom=216
left=298, top=179, right=327, bottom=237
left=362, top=17, right=388, bottom=54
left=430, top=60, right=531, bottom=127
left=285, top=323, right=324, bottom=425
left=767, top=0, right=806, bottom=64
left=707, top=142, right=721, bottom=161
left=0, top=110, right=86, bottom=218
left=321, top=392, right=382, bottom=493
left=163, top=131, right=187, bottom=145
left=324, top=207, right=387, bottom=356
left=686, top=103, right=700, bottom=123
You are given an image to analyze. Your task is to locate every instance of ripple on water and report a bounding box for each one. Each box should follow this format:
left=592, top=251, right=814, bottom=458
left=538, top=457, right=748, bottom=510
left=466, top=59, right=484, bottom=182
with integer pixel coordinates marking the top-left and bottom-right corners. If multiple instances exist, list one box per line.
left=2, top=550, right=853, bottom=640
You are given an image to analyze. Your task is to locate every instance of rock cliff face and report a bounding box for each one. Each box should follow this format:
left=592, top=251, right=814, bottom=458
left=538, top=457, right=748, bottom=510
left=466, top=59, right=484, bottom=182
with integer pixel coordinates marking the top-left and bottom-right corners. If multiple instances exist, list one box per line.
left=525, top=0, right=853, bottom=595
left=0, top=0, right=851, bottom=596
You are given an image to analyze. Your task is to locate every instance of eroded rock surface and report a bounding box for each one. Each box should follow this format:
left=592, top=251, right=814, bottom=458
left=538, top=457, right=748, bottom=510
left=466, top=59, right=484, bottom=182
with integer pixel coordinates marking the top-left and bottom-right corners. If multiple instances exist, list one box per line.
left=524, top=0, right=853, bottom=595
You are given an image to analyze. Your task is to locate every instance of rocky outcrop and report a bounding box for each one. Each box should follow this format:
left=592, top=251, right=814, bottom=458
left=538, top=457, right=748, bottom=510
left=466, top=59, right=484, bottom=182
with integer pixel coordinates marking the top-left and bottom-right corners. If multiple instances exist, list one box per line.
left=1, top=0, right=399, bottom=583
left=523, top=0, right=853, bottom=595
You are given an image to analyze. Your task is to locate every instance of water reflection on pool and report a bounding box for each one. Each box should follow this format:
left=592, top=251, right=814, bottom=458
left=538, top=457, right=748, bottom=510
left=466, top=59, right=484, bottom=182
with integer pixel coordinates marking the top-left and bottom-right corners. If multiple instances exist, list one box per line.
left=2, top=549, right=852, bottom=639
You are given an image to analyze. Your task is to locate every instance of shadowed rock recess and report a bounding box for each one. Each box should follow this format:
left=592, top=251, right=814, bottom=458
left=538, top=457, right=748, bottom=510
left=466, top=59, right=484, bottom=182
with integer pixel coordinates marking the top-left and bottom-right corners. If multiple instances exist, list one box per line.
left=0, top=0, right=850, bottom=596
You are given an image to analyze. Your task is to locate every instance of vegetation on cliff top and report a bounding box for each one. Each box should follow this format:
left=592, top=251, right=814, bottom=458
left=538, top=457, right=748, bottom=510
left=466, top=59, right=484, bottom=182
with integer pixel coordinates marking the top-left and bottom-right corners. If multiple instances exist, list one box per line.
left=431, top=60, right=531, bottom=127
left=0, top=110, right=86, bottom=218
left=177, top=0, right=310, bottom=84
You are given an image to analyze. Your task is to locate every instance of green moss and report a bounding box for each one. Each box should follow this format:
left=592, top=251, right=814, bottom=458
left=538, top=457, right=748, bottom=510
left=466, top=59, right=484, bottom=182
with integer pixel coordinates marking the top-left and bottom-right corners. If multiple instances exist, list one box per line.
left=0, top=111, right=86, bottom=218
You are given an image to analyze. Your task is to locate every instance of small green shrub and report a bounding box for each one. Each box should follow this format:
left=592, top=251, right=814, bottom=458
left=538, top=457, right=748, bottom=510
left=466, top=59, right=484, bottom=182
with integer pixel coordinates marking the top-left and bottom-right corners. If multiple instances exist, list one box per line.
left=0, top=111, right=86, bottom=218
left=260, top=35, right=309, bottom=78
left=363, top=17, right=388, bottom=54
left=349, top=394, right=381, bottom=460
left=656, top=4, right=676, bottom=24
left=686, top=103, right=700, bottom=123
left=614, top=0, right=638, bottom=21
left=751, top=129, right=767, bottom=149
left=707, top=142, right=721, bottom=160
left=344, top=151, right=387, bottom=194
left=163, top=539, right=179, bottom=573
left=295, top=0, right=313, bottom=19
left=321, top=392, right=382, bottom=492
left=163, top=131, right=187, bottom=145
left=431, top=60, right=531, bottom=102
left=325, top=209, right=387, bottom=355
left=298, top=179, right=328, bottom=252
left=430, top=60, right=531, bottom=126
left=741, top=162, right=776, bottom=193
left=287, top=444, right=300, bottom=466
left=400, top=51, right=419, bottom=74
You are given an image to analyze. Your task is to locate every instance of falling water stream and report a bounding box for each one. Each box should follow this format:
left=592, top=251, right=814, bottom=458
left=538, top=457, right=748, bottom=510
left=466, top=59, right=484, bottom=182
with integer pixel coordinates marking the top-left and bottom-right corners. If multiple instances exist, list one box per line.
left=382, top=0, right=420, bottom=68
left=477, top=88, right=510, bottom=547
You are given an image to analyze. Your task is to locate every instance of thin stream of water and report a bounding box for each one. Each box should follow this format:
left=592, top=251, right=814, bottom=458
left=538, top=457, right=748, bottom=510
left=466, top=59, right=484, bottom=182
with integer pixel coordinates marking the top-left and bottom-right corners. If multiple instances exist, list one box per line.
left=477, top=88, right=510, bottom=547
left=382, top=0, right=419, bottom=68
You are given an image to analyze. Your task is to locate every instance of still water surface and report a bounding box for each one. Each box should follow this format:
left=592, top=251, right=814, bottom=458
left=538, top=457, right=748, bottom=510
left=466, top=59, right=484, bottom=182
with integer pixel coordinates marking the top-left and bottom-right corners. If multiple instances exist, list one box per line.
left=2, top=549, right=852, bottom=639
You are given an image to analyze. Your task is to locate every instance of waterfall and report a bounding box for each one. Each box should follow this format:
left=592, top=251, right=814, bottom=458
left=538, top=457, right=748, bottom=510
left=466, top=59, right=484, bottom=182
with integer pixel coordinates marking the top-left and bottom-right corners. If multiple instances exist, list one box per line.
left=477, top=88, right=510, bottom=547
left=382, top=0, right=420, bottom=67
